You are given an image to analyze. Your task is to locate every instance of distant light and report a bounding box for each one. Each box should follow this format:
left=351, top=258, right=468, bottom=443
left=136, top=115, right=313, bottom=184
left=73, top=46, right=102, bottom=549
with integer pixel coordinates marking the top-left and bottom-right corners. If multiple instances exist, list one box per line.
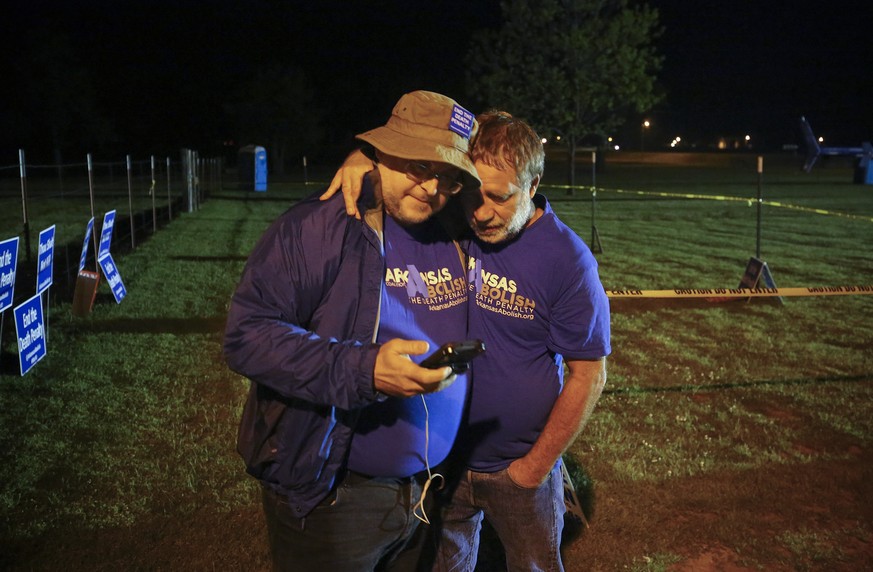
left=643, top=120, right=650, bottom=128
left=607, top=136, right=613, bottom=142
left=745, top=135, right=751, bottom=141
left=614, top=145, right=620, bottom=151
left=541, top=137, right=548, bottom=144
left=818, top=136, right=824, bottom=143
left=676, top=136, right=681, bottom=142
left=556, top=135, right=561, bottom=142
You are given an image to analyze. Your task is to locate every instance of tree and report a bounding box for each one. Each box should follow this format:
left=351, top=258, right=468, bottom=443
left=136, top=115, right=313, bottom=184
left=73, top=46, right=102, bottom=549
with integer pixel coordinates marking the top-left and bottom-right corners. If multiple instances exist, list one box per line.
left=466, top=0, right=663, bottom=191
left=233, top=65, right=323, bottom=177
left=15, top=30, right=115, bottom=160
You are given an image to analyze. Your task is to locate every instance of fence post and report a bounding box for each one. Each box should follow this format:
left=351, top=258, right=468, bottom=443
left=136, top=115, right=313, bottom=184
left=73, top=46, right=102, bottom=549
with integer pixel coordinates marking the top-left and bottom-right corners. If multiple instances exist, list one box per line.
left=186, top=149, right=194, bottom=213
left=151, top=155, right=157, bottom=232
left=589, top=150, right=603, bottom=254
left=166, top=157, right=172, bottom=220
left=18, top=149, right=32, bottom=262
left=756, top=156, right=763, bottom=259
left=127, top=155, right=135, bottom=250
left=195, top=151, right=202, bottom=209
left=87, top=154, right=99, bottom=265
left=590, top=150, right=597, bottom=243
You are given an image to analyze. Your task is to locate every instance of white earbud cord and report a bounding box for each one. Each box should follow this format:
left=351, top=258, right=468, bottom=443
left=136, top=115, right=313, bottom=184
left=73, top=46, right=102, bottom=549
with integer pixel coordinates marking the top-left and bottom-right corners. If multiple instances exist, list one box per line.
left=413, top=394, right=444, bottom=524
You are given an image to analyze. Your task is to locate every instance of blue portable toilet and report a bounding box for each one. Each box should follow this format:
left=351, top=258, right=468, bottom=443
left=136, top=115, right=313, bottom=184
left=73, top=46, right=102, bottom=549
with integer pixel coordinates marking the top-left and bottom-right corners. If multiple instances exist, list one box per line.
left=254, top=147, right=268, bottom=191
left=238, top=145, right=268, bottom=191
left=854, top=154, right=873, bottom=185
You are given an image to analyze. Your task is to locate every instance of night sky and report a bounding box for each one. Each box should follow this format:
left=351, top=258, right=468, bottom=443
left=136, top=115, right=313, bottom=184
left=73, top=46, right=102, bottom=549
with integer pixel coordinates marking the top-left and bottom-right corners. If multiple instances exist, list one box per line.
left=2, top=0, right=870, bottom=163
left=652, top=1, right=871, bottom=149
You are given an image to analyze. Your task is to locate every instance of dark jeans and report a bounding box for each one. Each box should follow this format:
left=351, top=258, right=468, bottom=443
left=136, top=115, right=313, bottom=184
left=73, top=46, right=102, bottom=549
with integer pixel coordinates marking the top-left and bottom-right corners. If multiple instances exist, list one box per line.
left=261, top=472, right=425, bottom=572
left=434, top=463, right=566, bottom=572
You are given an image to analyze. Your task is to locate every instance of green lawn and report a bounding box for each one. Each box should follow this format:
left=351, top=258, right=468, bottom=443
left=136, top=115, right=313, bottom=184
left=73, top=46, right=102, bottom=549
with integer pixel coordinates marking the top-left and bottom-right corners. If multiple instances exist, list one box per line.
left=1, top=156, right=870, bottom=570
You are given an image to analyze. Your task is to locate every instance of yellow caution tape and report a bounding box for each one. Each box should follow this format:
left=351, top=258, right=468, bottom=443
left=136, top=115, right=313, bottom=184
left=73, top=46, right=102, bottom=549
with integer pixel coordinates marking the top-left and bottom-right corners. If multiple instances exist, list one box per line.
left=755, top=199, right=873, bottom=222
left=539, top=185, right=873, bottom=223
left=607, top=285, right=873, bottom=298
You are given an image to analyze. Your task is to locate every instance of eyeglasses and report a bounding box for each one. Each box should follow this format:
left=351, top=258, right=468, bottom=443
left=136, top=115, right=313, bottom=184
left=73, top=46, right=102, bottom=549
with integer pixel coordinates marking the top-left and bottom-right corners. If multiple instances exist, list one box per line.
left=405, top=161, right=463, bottom=196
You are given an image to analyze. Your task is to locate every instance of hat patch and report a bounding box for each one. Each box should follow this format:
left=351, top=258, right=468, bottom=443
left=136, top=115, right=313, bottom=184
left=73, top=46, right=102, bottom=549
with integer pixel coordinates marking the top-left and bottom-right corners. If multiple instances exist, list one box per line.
left=449, top=104, right=474, bottom=140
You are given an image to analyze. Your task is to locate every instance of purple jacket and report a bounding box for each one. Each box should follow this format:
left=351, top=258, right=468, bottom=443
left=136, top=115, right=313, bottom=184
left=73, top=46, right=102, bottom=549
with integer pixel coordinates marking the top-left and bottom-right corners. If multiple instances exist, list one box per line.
left=224, top=186, right=386, bottom=517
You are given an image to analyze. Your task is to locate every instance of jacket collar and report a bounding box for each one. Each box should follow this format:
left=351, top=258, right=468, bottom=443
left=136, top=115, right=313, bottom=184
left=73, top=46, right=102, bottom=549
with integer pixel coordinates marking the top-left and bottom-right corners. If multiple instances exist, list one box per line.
left=360, top=171, right=385, bottom=248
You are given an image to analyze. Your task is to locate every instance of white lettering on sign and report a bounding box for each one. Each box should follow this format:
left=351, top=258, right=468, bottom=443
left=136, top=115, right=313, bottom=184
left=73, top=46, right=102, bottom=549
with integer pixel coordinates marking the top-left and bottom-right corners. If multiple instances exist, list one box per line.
left=38, top=237, right=54, bottom=255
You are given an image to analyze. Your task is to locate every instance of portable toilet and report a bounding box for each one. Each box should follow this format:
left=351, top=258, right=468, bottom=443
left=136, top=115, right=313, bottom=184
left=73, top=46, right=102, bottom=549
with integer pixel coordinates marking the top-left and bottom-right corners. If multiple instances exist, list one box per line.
left=238, top=145, right=268, bottom=191
left=854, top=150, right=873, bottom=185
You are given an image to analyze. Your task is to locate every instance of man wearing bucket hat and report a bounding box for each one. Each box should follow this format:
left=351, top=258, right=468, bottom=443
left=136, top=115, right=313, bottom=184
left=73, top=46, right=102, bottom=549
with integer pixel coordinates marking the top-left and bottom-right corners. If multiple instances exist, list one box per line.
left=324, top=111, right=610, bottom=571
left=224, top=90, right=481, bottom=571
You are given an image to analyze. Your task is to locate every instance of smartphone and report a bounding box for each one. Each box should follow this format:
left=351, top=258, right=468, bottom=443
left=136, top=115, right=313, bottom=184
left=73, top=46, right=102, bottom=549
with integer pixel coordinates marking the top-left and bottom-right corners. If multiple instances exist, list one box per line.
left=420, top=339, right=486, bottom=373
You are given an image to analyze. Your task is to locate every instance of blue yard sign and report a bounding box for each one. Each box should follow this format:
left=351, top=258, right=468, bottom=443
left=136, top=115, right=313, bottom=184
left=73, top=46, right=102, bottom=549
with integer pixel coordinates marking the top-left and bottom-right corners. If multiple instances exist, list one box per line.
left=0, top=237, right=19, bottom=313
left=95, top=210, right=127, bottom=304
left=98, top=253, right=127, bottom=303
left=36, top=225, right=56, bottom=295
left=79, top=217, right=94, bottom=272
left=98, top=210, right=117, bottom=259
left=13, top=293, right=46, bottom=375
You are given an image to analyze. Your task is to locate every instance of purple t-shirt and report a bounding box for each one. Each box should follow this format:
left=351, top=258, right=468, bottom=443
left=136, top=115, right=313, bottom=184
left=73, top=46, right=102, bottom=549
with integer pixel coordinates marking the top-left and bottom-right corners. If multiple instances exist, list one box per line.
left=347, top=214, right=469, bottom=477
left=462, top=196, right=611, bottom=472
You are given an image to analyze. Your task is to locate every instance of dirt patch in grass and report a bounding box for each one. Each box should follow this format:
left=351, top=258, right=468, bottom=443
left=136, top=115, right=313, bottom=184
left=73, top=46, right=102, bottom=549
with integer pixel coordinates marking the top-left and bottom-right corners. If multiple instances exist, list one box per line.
left=564, top=455, right=872, bottom=571
left=4, top=447, right=870, bottom=571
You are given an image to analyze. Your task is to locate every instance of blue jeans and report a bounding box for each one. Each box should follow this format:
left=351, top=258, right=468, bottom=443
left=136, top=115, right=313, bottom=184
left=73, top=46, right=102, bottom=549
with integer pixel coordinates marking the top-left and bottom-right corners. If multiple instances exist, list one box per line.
left=261, top=471, right=425, bottom=572
left=434, top=463, right=566, bottom=572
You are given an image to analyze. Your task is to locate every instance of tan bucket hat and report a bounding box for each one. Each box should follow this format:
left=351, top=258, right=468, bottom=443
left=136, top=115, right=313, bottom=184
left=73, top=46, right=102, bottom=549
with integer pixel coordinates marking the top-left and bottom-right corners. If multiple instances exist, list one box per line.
left=356, top=90, right=481, bottom=186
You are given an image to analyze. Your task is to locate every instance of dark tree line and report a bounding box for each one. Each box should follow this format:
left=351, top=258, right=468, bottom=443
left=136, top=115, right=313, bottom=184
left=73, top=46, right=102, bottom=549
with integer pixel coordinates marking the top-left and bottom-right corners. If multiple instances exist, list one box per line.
left=2, top=0, right=662, bottom=178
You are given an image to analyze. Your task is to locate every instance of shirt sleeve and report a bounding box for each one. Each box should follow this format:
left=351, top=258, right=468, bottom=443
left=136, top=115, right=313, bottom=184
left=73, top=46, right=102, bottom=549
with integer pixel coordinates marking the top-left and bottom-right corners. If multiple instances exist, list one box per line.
left=546, top=254, right=611, bottom=360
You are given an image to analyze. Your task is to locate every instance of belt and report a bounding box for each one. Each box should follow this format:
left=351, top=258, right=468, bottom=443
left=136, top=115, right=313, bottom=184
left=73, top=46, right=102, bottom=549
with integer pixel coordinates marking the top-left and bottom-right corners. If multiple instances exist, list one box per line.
left=344, top=469, right=431, bottom=486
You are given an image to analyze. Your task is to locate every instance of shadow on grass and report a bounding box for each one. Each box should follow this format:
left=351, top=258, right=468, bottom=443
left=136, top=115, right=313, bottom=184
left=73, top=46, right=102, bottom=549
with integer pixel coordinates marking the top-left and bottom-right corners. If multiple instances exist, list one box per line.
left=81, top=316, right=227, bottom=335
left=0, top=350, right=24, bottom=376
left=605, top=373, right=871, bottom=396
left=169, top=255, right=249, bottom=262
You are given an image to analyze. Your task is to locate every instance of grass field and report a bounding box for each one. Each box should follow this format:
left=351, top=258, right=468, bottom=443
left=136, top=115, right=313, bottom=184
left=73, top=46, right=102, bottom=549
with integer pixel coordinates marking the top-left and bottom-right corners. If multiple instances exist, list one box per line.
left=1, top=154, right=871, bottom=571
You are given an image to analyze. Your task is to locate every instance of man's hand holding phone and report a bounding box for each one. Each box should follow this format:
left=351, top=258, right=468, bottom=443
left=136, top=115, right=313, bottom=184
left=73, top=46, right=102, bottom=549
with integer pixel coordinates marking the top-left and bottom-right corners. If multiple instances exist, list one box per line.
left=374, top=339, right=486, bottom=398
left=420, top=339, right=486, bottom=373
left=374, top=339, right=456, bottom=398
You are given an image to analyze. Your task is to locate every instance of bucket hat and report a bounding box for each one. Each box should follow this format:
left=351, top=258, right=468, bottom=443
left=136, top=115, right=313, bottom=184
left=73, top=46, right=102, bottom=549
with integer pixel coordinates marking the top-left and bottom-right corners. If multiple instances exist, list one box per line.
left=356, top=90, right=480, bottom=186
